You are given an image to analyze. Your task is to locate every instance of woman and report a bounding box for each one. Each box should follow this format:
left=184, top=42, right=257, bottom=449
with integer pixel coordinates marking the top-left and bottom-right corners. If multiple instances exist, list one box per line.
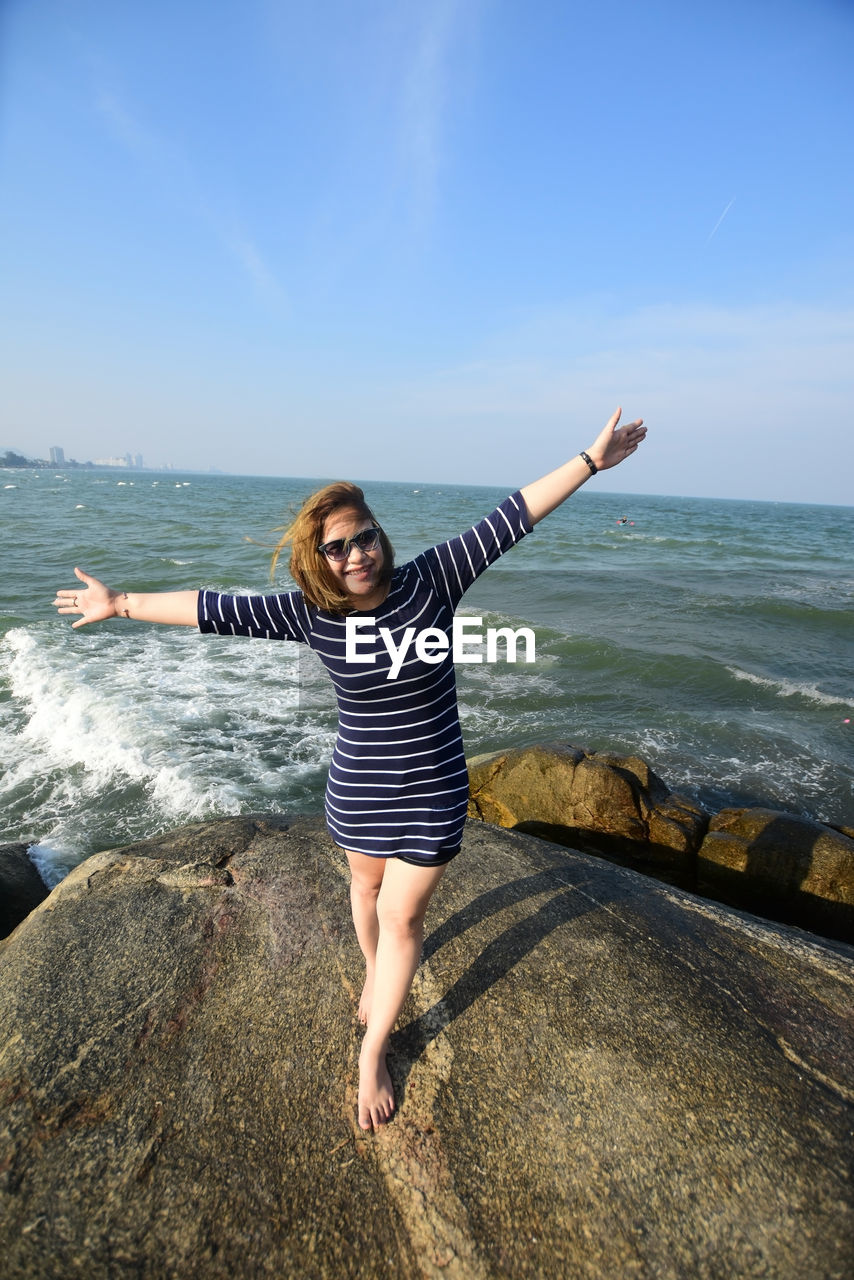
left=54, top=407, right=645, bottom=1131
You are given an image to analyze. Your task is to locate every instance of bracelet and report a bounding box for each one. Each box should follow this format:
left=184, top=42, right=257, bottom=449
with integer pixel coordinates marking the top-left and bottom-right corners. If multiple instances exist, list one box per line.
left=580, top=451, right=598, bottom=476
left=120, top=592, right=130, bottom=618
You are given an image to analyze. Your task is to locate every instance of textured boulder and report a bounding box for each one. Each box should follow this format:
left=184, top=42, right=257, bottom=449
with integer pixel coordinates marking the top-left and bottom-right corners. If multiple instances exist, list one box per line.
left=467, top=743, right=707, bottom=883
left=0, top=844, right=48, bottom=939
left=698, top=808, right=854, bottom=943
left=1, top=814, right=852, bottom=1279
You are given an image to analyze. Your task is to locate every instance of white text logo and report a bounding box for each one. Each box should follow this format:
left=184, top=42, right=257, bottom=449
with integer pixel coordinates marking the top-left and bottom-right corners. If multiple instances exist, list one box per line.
left=344, top=616, right=536, bottom=680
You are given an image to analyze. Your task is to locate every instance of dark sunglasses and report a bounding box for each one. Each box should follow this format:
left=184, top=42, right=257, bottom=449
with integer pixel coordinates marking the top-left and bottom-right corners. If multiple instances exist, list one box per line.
left=317, top=525, right=381, bottom=562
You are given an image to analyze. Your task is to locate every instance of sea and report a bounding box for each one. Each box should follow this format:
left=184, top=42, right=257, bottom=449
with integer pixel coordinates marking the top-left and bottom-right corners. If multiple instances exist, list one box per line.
left=2, top=467, right=852, bottom=889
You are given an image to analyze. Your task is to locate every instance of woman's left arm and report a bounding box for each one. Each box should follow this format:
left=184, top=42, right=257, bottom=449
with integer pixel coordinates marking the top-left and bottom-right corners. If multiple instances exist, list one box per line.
left=520, top=407, right=646, bottom=526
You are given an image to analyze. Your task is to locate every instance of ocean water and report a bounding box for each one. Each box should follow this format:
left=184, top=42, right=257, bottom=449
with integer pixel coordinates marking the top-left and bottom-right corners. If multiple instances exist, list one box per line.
left=2, top=467, right=852, bottom=887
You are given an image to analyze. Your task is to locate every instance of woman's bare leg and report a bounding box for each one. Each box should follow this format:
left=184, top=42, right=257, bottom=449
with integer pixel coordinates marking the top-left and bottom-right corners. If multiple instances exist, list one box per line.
left=346, top=851, right=386, bottom=1025
left=357, top=857, right=447, bottom=1132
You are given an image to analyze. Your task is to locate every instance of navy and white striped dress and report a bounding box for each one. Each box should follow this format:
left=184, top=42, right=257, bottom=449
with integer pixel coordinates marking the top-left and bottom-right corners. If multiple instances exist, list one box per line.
left=198, top=491, right=532, bottom=866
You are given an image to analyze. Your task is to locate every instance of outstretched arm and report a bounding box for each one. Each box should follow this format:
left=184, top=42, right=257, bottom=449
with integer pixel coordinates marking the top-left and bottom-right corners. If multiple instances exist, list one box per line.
left=520, top=407, right=646, bottom=526
left=53, top=567, right=199, bottom=629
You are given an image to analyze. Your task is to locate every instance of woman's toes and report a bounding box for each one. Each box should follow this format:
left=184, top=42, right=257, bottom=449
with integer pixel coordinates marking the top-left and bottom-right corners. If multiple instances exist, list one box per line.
left=358, top=1044, right=395, bottom=1131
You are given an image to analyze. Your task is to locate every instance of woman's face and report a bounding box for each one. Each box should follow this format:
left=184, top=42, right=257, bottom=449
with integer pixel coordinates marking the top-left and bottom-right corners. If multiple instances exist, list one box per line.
left=320, top=507, right=387, bottom=610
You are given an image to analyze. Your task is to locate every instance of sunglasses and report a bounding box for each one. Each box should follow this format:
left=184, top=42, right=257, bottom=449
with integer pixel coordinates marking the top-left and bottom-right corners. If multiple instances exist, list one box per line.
left=317, top=525, right=381, bottom=562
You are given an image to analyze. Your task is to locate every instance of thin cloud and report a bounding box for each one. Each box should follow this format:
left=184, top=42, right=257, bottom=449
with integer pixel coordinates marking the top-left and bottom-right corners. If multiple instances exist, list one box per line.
left=365, top=298, right=854, bottom=499
left=95, top=84, right=285, bottom=306
left=375, top=301, right=854, bottom=448
left=398, top=0, right=471, bottom=223
left=220, top=228, right=286, bottom=305
left=96, top=90, right=165, bottom=162
left=705, top=196, right=736, bottom=245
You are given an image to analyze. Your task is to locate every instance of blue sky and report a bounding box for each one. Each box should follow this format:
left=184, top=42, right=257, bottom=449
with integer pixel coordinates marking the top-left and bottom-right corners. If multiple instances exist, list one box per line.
left=2, top=0, right=853, bottom=503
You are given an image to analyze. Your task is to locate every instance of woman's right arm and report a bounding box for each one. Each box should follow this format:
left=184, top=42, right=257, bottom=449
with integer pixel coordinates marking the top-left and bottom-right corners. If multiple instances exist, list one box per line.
left=54, top=567, right=199, bottom=629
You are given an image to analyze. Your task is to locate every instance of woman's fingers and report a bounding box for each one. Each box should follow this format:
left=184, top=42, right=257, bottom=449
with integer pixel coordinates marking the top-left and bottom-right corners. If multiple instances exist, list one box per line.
left=54, top=571, right=95, bottom=620
left=588, top=412, right=647, bottom=470
left=54, top=590, right=81, bottom=610
left=54, top=569, right=117, bottom=629
left=620, top=420, right=645, bottom=448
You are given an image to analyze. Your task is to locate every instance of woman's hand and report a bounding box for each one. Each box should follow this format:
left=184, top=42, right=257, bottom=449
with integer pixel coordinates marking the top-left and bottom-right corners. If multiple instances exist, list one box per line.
left=53, top=567, right=119, bottom=629
left=586, top=407, right=646, bottom=471
left=53, top=572, right=200, bottom=628
left=520, top=405, right=647, bottom=524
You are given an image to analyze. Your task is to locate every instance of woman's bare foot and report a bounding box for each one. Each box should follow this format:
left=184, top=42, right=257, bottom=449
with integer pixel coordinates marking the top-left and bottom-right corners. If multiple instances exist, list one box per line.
left=358, top=971, right=374, bottom=1025
left=358, top=1040, right=395, bottom=1131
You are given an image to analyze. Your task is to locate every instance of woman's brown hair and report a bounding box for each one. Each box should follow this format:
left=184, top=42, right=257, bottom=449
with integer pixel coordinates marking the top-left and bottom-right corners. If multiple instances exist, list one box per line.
left=270, top=481, right=395, bottom=613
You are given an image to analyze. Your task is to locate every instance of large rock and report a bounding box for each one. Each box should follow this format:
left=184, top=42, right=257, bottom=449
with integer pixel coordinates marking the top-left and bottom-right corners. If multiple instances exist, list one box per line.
left=698, top=808, right=854, bottom=943
left=1, top=815, right=852, bottom=1279
left=467, top=743, right=707, bottom=883
left=0, top=844, right=48, bottom=939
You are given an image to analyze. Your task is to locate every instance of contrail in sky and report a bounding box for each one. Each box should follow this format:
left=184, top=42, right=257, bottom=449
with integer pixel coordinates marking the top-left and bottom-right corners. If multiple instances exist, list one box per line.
left=706, top=197, right=736, bottom=244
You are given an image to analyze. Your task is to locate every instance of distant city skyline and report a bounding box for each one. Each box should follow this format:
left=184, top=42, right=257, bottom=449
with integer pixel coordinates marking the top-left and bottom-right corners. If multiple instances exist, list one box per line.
left=2, top=437, right=850, bottom=506
left=3, top=438, right=234, bottom=474
left=2, top=444, right=146, bottom=469
left=90, top=452, right=144, bottom=470
left=1, top=1, right=852, bottom=505
left=52, top=445, right=144, bottom=470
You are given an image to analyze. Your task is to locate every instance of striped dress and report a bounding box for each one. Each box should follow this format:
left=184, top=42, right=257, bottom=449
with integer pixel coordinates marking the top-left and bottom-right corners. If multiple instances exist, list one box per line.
left=198, top=491, right=532, bottom=865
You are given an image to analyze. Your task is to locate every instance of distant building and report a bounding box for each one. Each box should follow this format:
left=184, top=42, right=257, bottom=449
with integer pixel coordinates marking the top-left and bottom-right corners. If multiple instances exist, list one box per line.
left=91, top=452, right=145, bottom=469
left=50, top=446, right=65, bottom=465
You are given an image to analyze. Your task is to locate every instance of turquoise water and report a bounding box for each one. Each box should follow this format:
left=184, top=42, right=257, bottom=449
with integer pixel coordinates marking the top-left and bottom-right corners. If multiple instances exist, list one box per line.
left=2, top=467, right=852, bottom=886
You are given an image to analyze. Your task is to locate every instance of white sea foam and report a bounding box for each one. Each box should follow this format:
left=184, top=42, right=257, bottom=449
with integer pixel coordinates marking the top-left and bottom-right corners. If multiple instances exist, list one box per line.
left=27, top=837, right=87, bottom=889
left=726, top=665, right=852, bottom=710
left=621, top=724, right=845, bottom=822
left=1, top=625, right=332, bottom=882
left=4, top=630, right=211, bottom=806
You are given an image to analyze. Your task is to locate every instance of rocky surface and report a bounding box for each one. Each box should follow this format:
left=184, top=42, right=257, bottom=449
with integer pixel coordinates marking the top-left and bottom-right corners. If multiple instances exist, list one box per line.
left=698, top=807, right=854, bottom=941
left=467, top=743, right=707, bottom=883
left=467, top=744, right=854, bottom=942
left=1, top=814, right=852, bottom=1279
left=0, top=844, right=48, bottom=939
